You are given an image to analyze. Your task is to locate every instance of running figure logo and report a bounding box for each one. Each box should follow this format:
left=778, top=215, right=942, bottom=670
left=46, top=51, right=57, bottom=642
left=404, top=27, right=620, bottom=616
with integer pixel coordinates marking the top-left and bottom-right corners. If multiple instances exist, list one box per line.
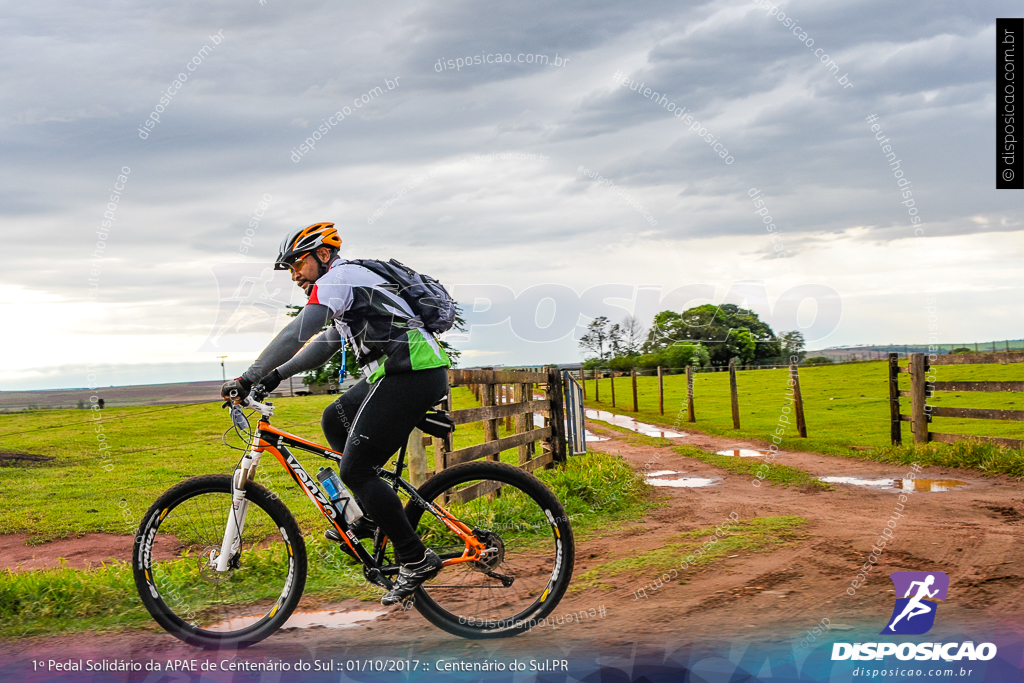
left=881, top=571, right=949, bottom=635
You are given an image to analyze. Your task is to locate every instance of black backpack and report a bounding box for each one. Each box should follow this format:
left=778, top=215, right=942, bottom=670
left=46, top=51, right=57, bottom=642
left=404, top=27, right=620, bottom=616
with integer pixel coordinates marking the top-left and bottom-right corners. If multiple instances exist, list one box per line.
left=350, top=258, right=457, bottom=334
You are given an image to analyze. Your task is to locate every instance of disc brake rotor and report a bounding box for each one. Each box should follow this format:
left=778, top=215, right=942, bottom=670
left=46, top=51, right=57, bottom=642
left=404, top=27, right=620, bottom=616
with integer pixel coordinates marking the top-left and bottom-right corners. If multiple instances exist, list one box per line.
left=197, top=547, right=236, bottom=583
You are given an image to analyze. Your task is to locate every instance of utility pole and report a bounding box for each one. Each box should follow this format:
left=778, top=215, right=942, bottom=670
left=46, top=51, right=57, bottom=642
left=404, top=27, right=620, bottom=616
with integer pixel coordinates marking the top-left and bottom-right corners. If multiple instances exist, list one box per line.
left=217, top=356, right=228, bottom=381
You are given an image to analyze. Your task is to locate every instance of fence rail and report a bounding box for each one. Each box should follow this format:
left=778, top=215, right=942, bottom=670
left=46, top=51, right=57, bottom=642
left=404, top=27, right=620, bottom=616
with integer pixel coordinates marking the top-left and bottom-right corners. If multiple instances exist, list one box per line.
left=406, top=367, right=567, bottom=503
left=577, top=361, right=807, bottom=436
left=888, top=352, right=1024, bottom=448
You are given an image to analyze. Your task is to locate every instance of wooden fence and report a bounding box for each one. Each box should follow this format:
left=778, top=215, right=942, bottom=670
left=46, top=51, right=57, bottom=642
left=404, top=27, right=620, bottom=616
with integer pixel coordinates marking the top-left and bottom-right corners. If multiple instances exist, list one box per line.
left=405, top=367, right=567, bottom=498
left=889, top=351, right=1024, bottom=447
left=577, top=360, right=807, bottom=435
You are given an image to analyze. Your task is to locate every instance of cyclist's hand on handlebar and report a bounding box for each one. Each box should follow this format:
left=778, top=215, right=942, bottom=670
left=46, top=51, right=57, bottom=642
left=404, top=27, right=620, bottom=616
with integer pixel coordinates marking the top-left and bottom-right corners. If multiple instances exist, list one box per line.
left=257, top=369, right=283, bottom=394
left=221, top=377, right=253, bottom=403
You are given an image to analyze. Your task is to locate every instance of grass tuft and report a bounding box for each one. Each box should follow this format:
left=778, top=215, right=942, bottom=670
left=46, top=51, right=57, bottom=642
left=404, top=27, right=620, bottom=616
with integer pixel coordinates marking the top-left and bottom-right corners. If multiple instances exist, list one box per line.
left=573, top=515, right=807, bottom=591
left=858, top=439, right=1024, bottom=478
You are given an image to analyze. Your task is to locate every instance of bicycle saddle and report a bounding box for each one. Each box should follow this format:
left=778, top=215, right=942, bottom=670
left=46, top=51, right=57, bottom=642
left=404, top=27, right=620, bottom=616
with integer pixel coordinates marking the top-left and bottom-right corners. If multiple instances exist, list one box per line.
left=416, top=409, right=455, bottom=438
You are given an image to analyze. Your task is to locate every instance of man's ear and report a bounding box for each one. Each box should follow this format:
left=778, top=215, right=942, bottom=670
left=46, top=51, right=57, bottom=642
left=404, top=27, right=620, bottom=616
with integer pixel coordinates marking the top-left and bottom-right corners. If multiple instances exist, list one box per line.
left=315, top=246, right=331, bottom=264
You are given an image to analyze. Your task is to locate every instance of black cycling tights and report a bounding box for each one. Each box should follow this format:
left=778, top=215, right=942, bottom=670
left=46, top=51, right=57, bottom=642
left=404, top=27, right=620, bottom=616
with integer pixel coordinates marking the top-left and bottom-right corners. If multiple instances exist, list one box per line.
left=321, top=367, right=449, bottom=563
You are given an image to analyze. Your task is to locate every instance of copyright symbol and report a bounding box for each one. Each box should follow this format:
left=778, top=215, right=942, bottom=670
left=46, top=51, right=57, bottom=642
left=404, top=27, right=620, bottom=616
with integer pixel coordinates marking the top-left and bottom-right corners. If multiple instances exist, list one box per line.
left=1003, top=169, right=1014, bottom=182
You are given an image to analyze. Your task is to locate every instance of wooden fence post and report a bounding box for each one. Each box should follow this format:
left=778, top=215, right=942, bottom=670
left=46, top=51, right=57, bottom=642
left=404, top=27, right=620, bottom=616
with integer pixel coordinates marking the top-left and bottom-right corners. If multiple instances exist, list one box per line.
left=515, top=382, right=534, bottom=464
left=433, top=391, right=452, bottom=475
left=594, top=368, right=599, bottom=402
left=610, top=373, right=616, bottom=408
left=504, top=384, right=513, bottom=431
left=481, top=378, right=500, bottom=461
left=909, top=353, right=929, bottom=444
left=545, top=366, right=567, bottom=464
left=581, top=368, right=586, bottom=399
left=888, top=352, right=902, bottom=445
left=729, top=358, right=741, bottom=429
left=631, top=368, right=639, bottom=412
left=407, top=427, right=428, bottom=487
left=789, top=362, right=807, bottom=438
left=686, top=365, right=696, bottom=422
left=658, top=366, right=664, bottom=415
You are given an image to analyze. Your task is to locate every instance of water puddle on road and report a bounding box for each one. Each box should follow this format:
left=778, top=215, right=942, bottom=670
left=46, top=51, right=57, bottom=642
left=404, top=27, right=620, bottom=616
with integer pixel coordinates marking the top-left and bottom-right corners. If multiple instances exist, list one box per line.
left=532, top=414, right=609, bottom=442
left=208, top=608, right=386, bottom=632
left=820, top=477, right=969, bottom=492
left=644, top=471, right=721, bottom=488
left=895, top=478, right=969, bottom=492
left=585, top=410, right=687, bottom=438
left=716, top=449, right=771, bottom=458
left=820, top=476, right=894, bottom=488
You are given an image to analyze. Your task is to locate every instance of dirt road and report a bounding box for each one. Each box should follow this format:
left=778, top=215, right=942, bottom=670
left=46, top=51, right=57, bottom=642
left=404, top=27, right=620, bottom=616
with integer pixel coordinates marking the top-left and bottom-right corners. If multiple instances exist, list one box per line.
left=2, top=421, right=1022, bottom=664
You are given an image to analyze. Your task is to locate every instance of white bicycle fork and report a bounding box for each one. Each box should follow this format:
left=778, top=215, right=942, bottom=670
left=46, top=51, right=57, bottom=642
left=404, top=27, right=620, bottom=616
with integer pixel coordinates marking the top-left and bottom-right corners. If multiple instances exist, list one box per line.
left=214, top=450, right=262, bottom=572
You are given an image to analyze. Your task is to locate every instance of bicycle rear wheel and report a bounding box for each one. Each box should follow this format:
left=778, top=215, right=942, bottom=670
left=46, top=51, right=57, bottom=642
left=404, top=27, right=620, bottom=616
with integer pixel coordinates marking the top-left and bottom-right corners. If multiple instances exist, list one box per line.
left=132, top=474, right=307, bottom=648
left=406, top=460, right=574, bottom=638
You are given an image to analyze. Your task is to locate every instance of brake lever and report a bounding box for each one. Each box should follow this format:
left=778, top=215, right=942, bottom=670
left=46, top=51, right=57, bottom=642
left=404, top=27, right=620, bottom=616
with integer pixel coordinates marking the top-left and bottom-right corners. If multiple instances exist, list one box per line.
left=229, top=403, right=251, bottom=431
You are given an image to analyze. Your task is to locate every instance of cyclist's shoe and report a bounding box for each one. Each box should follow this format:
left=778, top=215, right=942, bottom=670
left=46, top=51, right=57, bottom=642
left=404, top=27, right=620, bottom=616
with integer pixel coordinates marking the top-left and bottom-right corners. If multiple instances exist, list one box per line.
left=380, top=550, right=443, bottom=606
left=324, top=516, right=377, bottom=544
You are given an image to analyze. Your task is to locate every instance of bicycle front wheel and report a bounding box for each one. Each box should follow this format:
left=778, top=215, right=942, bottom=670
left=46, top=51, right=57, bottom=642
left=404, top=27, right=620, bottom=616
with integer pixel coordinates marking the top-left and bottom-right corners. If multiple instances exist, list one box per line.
left=132, top=474, right=307, bottom=649
left=406, top=460, right=574, bottom=639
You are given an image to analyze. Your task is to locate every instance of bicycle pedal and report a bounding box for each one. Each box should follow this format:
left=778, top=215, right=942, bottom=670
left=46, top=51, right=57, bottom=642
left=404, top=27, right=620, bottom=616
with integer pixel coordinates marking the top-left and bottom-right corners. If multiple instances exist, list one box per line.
left=400, top=596, right=416, bottom=611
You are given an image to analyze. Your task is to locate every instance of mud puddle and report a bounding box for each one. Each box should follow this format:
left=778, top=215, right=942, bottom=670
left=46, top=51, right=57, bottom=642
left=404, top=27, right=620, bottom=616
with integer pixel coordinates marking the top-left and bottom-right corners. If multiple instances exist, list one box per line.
left=820, top=476, right=969, bottom=492
left=715, top=448, right=771, bottom=458
left=585, top=410, right=687, bottom=438
left=644, top=471, right=721, bottom=488
left=208, top=608, right=386, bottom=632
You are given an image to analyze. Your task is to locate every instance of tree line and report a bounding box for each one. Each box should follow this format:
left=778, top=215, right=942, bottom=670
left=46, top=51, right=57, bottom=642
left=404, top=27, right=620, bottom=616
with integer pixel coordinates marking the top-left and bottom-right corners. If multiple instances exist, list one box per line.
left=579, top=303, right=806, bottom=370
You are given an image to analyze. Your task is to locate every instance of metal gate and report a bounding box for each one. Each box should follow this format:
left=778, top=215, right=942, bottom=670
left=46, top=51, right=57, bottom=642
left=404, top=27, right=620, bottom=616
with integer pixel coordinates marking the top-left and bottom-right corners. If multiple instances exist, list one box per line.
left=563, top=371, right=587, bottom=455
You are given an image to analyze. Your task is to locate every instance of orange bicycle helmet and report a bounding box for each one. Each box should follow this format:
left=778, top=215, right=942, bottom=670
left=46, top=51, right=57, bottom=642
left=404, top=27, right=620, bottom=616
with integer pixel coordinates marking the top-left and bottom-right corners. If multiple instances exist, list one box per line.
left=274, top=222, right=342, bottom=270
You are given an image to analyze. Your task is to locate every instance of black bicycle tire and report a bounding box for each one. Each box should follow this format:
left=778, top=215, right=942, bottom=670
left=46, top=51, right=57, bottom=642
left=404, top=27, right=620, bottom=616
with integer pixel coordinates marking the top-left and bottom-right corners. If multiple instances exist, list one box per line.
left=405, top=460, right=574, bottom=639
left=132, top=474, right=307, bottom=649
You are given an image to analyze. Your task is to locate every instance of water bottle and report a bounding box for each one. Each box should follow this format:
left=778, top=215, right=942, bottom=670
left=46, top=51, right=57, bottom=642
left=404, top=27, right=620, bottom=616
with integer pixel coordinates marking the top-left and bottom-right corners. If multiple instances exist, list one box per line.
left=316, top=466, right=364, bottom=523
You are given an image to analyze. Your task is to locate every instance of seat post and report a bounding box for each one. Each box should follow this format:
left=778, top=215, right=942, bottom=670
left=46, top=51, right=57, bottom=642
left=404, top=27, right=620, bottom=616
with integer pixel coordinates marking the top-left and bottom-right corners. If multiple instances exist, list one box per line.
left=392, top=444, right=407, bottom=490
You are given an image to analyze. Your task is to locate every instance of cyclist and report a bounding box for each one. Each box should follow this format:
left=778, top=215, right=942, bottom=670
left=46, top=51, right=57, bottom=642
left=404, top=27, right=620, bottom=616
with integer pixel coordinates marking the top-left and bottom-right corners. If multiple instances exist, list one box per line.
left=220, top=222, right=450, bottom=606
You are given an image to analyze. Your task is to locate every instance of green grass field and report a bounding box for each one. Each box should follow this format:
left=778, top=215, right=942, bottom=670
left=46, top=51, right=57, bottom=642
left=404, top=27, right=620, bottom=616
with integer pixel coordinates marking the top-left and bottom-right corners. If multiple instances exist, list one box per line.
left=0, top=386, right=607, bottom=543
left=0, top=385, right=653, bottom=636
left=585, top=360, right=1024, bottom=461
left=1, top=360, right=1021, bottom=636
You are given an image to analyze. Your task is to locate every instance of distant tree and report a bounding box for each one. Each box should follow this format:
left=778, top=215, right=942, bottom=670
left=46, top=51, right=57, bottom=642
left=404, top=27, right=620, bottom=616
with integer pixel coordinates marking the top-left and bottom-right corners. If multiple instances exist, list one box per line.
left=618, top=315, right=645, bottom=356
left=803, top=356, right=833, bottom=365
left=579, top=316, right=617, bottom=361
left=778, top=330, right=807, bottom=363
left=951, top=347, right=975, bottom=354
left=644, top=304, right=779, bottom=366
left=634, top=342, right=710, bottom=370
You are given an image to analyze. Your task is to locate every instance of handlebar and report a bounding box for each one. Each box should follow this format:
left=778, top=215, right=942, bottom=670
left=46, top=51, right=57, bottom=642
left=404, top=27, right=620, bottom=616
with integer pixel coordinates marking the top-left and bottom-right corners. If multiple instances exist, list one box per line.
left=223, top=385, right=275, bottom=421
left=242, top=395, right=274, bottom=417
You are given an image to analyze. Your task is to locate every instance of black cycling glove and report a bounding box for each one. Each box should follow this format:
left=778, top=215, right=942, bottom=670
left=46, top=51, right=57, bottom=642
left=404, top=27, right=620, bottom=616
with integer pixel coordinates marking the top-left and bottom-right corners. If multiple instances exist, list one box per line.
left=221, top=376, right=253, bottom=402
left=257, top=369, right=284, bottom=394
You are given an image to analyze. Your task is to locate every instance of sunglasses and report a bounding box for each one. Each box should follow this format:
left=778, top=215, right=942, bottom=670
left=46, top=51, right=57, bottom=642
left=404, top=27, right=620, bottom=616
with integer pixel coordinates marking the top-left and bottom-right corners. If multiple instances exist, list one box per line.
left=284, top=252, right=311, bottom=272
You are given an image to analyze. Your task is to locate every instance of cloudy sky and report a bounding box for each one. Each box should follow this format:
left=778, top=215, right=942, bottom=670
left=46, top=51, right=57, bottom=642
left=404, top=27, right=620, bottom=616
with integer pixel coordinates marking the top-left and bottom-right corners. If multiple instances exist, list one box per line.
left=2, top=0, right=1021, bottom=390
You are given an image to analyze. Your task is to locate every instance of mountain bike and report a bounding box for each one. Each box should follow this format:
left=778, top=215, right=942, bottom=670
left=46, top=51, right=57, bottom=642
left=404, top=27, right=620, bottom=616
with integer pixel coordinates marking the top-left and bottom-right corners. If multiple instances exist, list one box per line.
left=132, top=387, right=575, bottom=648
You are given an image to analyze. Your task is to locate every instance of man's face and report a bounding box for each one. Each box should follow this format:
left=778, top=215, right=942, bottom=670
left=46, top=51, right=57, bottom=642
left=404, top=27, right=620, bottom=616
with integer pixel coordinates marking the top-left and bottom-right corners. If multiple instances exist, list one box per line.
left=288, top=248, right=328, bottom=293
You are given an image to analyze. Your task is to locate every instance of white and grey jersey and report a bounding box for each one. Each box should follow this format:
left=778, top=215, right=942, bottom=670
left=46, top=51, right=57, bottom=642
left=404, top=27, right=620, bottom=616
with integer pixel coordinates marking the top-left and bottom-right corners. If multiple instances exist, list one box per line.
left=306, top=260, right=449, bottom=382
